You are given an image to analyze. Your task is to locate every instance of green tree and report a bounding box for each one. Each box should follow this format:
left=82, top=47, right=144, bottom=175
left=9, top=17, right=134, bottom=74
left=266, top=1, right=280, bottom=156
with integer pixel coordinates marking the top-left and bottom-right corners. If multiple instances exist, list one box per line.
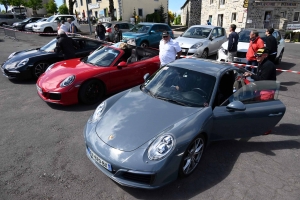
left=109, top=0, right=115, bottom=20
left=168, top=11, right=174, bottom=24
left=26, top=0, right=43, bottom=15
left=158, top=4, right=167, bottom=23
left=68, top=0, right=76, bottom=15
left=10, top=0, right=26, bottom=14
left=58, top=4, right=69, bottom=14
left=174, top=15, right=181, bottom=25
left=45, top=0, right=57, bottom=14
left=0, top=0, right=10, bottom=13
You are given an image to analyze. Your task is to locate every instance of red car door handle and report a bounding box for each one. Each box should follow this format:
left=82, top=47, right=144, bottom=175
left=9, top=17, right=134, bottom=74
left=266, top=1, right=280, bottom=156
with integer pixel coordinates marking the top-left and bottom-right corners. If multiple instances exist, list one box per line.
left=268, top=112, right=283, bottom=117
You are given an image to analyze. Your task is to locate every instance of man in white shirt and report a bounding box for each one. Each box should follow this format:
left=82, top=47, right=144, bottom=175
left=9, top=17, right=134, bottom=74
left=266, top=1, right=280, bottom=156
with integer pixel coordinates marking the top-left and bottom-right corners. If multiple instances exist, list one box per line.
left=59, top=20, right=69, bottom=33
left=159, top=31, right=182, bottom=67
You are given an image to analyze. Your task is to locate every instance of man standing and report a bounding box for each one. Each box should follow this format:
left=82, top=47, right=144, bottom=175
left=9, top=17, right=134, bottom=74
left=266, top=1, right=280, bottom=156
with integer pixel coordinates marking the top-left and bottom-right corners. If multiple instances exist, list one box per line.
left=59, top=20, right=69, bottom=33
left=265, top=28, right=278, bottom=64
left=159, top=31, right=182, bottom=67
left=67, top=18, right=77, bottom=33
left=54, top=29, right=80, bottom=59
left=246, top=30, right=264, bottom=73
left=243, top=48, right=276, bottom=81
left=95, top=20, right=106, bottom=41
left=227, top=24, right=239, bottom=62
left=113, top=24, right=122, bottom=43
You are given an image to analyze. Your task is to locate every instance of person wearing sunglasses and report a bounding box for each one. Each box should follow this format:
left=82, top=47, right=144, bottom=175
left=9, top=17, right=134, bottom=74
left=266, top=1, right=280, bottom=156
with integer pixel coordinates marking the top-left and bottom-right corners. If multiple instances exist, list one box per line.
left=159, top=31, right=182, bottom=67
left=243, top=47, right=276, bottom=81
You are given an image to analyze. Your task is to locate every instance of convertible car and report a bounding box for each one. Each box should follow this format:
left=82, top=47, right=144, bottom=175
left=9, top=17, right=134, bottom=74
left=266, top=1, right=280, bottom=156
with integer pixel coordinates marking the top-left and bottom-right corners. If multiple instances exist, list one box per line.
left=84, top=58, right=286, bottom=189
left=36, top=43, right=160, bottom=105
left=1, top=35, right=105, bottom=80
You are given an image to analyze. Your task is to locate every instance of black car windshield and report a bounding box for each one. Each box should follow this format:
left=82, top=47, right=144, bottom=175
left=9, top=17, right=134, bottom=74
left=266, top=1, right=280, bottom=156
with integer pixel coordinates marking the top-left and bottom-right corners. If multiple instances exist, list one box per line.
left=84, top=46, right=120, bottom=67
left=238, top=30, right=271, bottom=43
left=182, top=27, right=212, bottom=38
left=130, top=24, right=151, bottom=33
left=40, top=38, right=57, bottom=52
left=143, top=66, right=216, bottom=107
left=22, top=18, right=31, bottom=22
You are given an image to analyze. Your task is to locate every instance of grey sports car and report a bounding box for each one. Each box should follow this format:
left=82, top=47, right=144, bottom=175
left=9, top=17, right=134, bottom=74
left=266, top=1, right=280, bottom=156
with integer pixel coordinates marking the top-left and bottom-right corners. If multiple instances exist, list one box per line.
left=84, top=58, right=285, bottom=189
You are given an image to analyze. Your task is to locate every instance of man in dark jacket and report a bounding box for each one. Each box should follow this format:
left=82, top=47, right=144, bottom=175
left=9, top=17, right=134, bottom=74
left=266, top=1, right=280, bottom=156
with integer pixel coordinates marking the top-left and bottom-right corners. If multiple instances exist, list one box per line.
left=113, top=24, right=122, bottom=43
left=95, top=20, right=106, bottom=41
left=54, top=29, right=80, bottom=59
left=244, top=47, right=276, bottom=81
left=265, top=28, right=278, bottom=64
left=227, top=24, right=239, bottom=62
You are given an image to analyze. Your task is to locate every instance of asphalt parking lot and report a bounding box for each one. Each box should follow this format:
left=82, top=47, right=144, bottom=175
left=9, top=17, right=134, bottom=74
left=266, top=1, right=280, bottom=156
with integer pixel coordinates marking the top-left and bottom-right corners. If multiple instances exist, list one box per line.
left=0, top=27, right=300, bottom=200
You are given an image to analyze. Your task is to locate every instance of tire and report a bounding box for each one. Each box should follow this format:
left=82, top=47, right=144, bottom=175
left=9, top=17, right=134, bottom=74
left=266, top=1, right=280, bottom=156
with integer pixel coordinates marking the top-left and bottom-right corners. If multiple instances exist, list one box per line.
left=0, top=22, right=8, bottom=27
left=179, top=134, right=205, bottom=178
left=275, top=50, right=284, bottom=65
left=44, top=27, right=53, bottom=33
left=201, top=49, right=208, bottom=59
left=32, top=62, right=49, bottom=79
left=79, top=79, right=104, bottom=105
left=140, top=41, right=149, bottom=48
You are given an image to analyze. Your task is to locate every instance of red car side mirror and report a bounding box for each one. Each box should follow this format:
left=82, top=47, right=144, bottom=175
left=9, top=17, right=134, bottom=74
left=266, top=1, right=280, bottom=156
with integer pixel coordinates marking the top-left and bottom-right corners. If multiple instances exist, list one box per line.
left=117, top=61, right=127, bottom=68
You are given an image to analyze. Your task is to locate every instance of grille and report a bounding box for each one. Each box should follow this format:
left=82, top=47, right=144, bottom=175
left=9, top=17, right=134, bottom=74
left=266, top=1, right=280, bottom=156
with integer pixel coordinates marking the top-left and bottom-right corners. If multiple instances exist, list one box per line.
left=181, top=48, right=189, bottom=56
left=49, top=93, right=61, bottom=100
left=122, top=172, right=155, bottom=184
left=237, top=52, right=246, bottom=58
left=3, top=69, right=18, bottom=77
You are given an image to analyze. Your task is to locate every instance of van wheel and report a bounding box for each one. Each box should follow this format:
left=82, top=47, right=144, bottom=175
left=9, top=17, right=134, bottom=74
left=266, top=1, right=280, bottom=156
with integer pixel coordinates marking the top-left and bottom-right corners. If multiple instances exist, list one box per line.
left=44, top=27, right=53, bottom=33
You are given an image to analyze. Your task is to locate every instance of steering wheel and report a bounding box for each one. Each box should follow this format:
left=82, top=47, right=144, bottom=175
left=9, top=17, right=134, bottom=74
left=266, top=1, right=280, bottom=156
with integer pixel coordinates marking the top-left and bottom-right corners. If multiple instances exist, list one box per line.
left=192, top=88, right=207, bottom=97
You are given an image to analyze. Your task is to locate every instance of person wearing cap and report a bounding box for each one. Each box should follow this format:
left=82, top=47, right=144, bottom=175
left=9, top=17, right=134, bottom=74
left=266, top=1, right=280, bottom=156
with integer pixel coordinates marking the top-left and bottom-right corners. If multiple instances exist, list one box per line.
left=159, top=31, right=182, bottom=67
left=95, top=20, right=106, bottom=41
left=243, top=47, right=276, bottom=81
left=67, top=18, right=77, bottom=33
left=246, top=30, right=264, bottom=73
left=54, top=29, right=80, bottom=59
left=265, top=27, right=278, bottom=64
left=227, top=24, right=239, bottom=62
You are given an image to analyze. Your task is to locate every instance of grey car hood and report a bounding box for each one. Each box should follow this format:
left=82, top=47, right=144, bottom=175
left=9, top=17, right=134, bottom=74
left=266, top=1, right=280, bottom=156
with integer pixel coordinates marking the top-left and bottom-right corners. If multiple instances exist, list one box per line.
left=175, top=36, right=208, bottom=48
left=96, top=88, right=202, bottom=152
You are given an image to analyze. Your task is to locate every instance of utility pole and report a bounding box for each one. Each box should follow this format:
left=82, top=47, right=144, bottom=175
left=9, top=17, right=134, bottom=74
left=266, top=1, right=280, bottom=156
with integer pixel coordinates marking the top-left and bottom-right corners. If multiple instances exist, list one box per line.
left=85, top=0, right=92, bottom=35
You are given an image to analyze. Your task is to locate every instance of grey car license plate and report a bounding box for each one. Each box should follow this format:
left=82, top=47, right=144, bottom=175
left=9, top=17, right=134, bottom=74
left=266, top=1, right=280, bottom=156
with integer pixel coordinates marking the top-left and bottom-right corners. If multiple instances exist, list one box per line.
left=89, top=148, right=112, bottom=171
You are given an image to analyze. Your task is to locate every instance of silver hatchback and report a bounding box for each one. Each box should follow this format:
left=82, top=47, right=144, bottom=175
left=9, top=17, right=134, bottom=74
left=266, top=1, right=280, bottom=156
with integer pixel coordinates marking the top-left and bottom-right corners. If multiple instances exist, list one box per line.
left=174, top=25, right=227, bottom=58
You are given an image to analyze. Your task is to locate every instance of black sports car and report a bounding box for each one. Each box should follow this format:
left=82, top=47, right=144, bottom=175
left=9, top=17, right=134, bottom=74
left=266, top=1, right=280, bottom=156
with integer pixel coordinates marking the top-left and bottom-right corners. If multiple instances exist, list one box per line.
left=1, top=35, right=106, bottom=80
left=12, top=17, right=42, bottom=31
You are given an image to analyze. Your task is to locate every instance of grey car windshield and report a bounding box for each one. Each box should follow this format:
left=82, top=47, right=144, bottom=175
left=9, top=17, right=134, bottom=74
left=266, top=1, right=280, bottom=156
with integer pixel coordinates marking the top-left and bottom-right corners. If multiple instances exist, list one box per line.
left=84, top=47, right=120, bottom=67
left=130, top=24, right=151, bottom=33
left=182, top=27, right=212, bottom=38
left=143, top=66, right=216, bottom=107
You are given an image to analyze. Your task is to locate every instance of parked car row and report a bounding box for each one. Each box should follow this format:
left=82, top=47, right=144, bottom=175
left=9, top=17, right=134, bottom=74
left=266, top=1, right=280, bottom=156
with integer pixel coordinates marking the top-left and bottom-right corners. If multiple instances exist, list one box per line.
left=0, top=25, right=286, bottom=190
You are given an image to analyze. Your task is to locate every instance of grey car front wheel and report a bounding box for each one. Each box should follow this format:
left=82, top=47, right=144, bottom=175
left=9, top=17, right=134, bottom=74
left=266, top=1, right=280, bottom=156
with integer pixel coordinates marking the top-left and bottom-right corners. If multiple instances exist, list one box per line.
left=201, top=49, right=208, bottom=59
left=179, top=134, right=205, bottom=177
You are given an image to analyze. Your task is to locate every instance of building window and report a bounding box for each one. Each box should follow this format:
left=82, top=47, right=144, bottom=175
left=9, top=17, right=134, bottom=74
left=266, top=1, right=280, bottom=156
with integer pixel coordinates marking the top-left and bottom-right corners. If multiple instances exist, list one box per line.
left=217, top=14, right=223, bottom=27
left=87, top=0, right=91, bottom=4
left=293, top=12, right=300, bottom=22
left=138, top=8, right=143, bottom=17
left=264, top=11, right=271, bottom=22
left=280, top=11, right=286, bottom=18
left=75, top=2, right=78, bottom=7
left=219, top=0, right=225, bottom=6
left=231, top=13, right=236, bottom=22
left=80, top=0, right=83, bottom=6
left=154, top=9, right=159, bottom=13
left=209, top=15, right=212, bottom=23
left=210, top=0, right=213, bottom=4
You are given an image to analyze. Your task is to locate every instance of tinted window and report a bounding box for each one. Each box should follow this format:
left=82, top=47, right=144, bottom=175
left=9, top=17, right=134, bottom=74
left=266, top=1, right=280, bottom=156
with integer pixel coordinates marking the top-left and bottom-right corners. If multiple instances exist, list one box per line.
left=85, top=40, right=101, bottom=49
left=217, top=28, right=225, bottom=37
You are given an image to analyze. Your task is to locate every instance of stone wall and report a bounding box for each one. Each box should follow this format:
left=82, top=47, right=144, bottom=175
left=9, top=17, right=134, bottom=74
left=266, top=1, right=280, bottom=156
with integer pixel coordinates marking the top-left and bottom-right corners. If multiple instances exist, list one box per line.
left=188, top=0, right=201, bottom=27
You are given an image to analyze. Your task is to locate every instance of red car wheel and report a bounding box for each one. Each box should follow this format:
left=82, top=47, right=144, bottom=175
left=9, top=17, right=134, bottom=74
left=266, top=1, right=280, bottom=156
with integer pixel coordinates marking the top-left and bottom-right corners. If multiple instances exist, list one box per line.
left=79, top=79, right=104, bottom=105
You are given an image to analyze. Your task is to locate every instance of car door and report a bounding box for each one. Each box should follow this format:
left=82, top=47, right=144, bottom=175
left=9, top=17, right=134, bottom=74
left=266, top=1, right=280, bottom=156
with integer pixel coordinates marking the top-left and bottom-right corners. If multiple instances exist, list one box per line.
left=211, top=80, right=286, bottom=141
left=210, top=28, right=226, bottom=55
left=149, top=25, right=161, bottom=47
left=208, top=28, right=220, bottom=54
left=274, top=31, right=284, bottom=57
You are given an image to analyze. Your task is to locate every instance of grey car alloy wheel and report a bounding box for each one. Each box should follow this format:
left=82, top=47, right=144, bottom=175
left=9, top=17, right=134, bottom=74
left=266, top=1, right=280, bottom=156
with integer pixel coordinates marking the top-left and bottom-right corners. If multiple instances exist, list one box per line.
left=180, top=134, right=205, bottom=177
left=201, top=49, right=208, bottom=59
left=33, top=62, right=49, bottom=78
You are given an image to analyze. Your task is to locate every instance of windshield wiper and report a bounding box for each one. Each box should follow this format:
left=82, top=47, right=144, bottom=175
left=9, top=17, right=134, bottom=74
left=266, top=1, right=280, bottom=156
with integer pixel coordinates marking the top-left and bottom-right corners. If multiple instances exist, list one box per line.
left=155, top=95, right=189, bottom=106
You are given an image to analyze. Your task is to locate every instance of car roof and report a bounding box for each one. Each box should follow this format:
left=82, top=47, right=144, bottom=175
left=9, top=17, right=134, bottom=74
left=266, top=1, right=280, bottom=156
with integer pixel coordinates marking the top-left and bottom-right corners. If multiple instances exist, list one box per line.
left=190, top=25, right=222, bottom=28
left=168, top=58, right=236, bottom=76
left=138, top=23, right=170, bottom=26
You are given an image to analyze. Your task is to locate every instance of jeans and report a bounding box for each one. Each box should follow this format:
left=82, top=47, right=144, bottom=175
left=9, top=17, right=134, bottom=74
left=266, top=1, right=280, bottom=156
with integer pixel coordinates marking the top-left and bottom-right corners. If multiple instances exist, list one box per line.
left=227, top=51, right=237, bottom=62
left=98, top=35, right=105, bottom=41
left=246, top=60, right=258, bottom=73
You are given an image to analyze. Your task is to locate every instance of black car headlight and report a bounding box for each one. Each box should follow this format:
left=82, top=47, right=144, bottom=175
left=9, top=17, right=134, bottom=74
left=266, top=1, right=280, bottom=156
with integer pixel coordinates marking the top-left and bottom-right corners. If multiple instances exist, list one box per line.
left=60, top=75, right=75, bottom=87
left=88, top=101, right=106, bottom=123
left=148, top=134, right=176, bottom=160
left=16, top=58, right=29, bottom=68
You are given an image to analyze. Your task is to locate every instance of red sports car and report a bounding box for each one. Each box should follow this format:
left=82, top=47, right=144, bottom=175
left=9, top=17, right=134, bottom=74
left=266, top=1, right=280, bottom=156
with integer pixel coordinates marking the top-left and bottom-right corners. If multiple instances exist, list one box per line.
left=36, top=44, right=160, bottom=105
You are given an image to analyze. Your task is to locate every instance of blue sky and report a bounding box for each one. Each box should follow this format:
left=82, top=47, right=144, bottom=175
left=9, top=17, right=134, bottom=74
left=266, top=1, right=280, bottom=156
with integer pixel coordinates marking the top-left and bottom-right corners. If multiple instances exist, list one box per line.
left=1, top=0, right=183, bottom=14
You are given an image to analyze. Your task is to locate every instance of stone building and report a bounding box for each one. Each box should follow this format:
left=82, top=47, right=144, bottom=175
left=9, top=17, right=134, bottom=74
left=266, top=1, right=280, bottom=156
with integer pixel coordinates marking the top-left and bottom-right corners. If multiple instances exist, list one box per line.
left=181, top=0, right=202, bottom=27
left=200, top=0, right=300, bottom=32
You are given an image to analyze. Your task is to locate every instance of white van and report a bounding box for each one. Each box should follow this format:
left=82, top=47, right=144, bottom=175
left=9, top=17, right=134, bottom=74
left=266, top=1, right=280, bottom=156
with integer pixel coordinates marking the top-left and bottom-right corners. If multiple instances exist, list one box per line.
left=7, top=6, right=27, bottom=15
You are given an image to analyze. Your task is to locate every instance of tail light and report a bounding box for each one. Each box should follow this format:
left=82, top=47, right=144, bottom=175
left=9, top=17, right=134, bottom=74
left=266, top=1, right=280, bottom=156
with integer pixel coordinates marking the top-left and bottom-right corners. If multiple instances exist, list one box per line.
left=107, top=28, right=112, bottom=33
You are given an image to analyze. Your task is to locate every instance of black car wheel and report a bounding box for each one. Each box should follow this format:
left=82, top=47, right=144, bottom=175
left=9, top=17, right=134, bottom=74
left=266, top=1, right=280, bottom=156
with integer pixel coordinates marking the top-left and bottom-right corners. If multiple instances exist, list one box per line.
left=179, top=134, right=205, bottom=178
left=44, top=27, right=53, bottom=33
left=79, top=79, right=104, bottom=105
left=32, top=62, right=49, bottom=79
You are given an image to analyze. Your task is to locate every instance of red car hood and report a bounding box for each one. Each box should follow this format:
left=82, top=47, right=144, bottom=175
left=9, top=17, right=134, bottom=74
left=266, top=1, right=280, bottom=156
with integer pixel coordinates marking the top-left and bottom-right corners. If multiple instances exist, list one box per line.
left=38, top=58, right=97, bottom=90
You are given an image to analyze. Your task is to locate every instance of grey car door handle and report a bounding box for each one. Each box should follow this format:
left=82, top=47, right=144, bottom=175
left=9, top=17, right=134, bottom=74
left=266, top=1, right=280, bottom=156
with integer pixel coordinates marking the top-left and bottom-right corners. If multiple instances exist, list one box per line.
left=269, top=112, right=283, bottom=117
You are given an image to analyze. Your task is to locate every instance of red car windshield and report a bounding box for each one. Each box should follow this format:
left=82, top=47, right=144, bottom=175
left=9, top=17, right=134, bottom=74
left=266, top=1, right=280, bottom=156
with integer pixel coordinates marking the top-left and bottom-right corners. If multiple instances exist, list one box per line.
left=84, top=47, right=120, bottom=67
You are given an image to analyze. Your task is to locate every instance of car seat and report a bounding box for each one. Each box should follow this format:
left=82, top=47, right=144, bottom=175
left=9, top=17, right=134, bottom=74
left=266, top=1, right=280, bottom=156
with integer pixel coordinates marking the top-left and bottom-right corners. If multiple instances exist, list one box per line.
left=127, top=49, right=138, bottom=64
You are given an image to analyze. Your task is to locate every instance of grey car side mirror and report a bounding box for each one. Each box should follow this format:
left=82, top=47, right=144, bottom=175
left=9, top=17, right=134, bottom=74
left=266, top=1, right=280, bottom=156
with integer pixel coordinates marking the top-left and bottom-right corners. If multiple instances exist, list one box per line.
left=226, top=101, right=246, bottom=112
left=143, top=73, right=150, bottom=81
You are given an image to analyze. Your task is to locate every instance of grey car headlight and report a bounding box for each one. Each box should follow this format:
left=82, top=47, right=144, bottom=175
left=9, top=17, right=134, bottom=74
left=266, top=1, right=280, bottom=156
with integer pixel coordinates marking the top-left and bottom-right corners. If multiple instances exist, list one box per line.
left=190, top=42, right=203, bottom=49
left=148, top=134, right=176, bottom=160
left=89, top=101, right=106, bottom=123
left=16, top=58, right=29, bottom=68
left=60, top=75, right=75, bottom=87
left=45, top=63, right=54, bottom=72
left=8, top=52, right=16, bottom=59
